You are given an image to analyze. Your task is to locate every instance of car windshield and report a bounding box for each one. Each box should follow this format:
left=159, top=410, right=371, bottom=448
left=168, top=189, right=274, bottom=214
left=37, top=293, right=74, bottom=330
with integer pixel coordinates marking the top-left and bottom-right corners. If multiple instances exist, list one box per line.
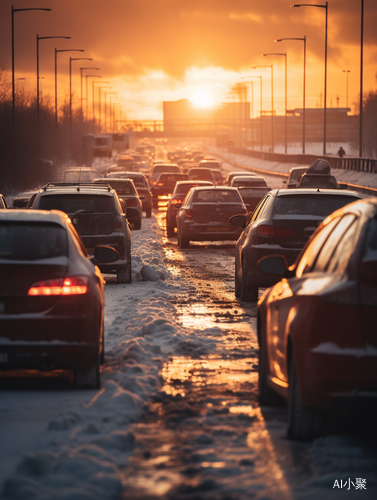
left=39, top=194, right=115, bottom=213
left=274, top=195, right=359, bottom=217
left=193, top=190, right=242, bottom=203
left=0, top=223, right=67, bottom=260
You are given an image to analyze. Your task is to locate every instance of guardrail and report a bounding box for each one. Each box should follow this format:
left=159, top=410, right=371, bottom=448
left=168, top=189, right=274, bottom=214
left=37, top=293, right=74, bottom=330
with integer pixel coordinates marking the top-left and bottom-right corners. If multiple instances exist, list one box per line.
left=227, top=147, right=377, bottom=174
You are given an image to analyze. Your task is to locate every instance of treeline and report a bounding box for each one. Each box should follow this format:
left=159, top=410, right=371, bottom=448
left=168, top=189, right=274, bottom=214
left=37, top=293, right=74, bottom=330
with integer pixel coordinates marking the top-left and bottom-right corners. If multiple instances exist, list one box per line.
left=0, top=64, right=93, bottom=196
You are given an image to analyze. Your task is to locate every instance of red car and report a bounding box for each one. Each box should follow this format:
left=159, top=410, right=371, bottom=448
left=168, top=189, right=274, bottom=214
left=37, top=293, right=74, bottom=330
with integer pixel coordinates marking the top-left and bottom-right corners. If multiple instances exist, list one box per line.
left=257, top=198, right=377, bottom=440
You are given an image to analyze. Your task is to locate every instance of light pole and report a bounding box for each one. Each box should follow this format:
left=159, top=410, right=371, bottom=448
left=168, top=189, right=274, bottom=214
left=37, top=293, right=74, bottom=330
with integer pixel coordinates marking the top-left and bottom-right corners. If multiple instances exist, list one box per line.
left=359, top=0, right=364, bottom=157
left=98, top=86, right=112, bottom=132
left=93, top=82, right=108, bottom=132
left=252, top=65, right=274, bottom=152
left=291, top=3, right=328, bottom=155
left=241, top=77, right=255, bottom=150
left=105, top=92, right=117, bottom=132
left=69, top=57, right=92, bottom=154
left=86, top=75, right=102, bottom=121
left=37, top=35, right=71, bottom=152
left=343, top=70, right=350, bottom=145
left=248, top=76, right=263, bottom=151
left=263, top=53, right=287, bottom=153
left=55, top=49, right=84, bottom=133
left=110, top=99, right=121, bottom=132
left=80, top=67, right=99, bottom=119
left=276, top=36, right=307, bottom=154
left=11, top=6, right=51, bottom=126
left=39, top=76, right=44, bottom=103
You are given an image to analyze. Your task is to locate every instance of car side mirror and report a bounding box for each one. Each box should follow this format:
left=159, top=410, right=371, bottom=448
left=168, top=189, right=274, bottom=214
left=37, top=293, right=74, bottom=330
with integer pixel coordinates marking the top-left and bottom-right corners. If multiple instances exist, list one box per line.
left=90, top=245, right=119, bottom=264
left=126, top=207, right=140, bottom=219
left=230, top=214, right=247, bottom=228
left=257, top=255, right=292, bottom=278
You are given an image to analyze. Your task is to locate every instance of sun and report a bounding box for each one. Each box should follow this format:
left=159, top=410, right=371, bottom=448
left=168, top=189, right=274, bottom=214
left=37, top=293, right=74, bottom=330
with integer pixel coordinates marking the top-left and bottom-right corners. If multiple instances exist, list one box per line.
left=191, top=89, right=213, bottom=108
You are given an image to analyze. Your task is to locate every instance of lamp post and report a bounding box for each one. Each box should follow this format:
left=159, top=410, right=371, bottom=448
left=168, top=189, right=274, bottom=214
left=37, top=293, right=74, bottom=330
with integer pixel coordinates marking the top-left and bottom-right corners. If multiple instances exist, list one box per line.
left=343, top=70, right=350, bottom=145
left=86, top=75, right=101, bottom=121
left=291, top=3, right=328, bottom=155
left=80, top=67, right=99, bottom=119
left=104, top=92, right=117, bottom=132
left=247, top=76, right=263, bottom=151
left=69, top=57, right=92, bottom=154
left=39, top=76, right=44, bottom=103
left=98, top=86, right=112, bottom=132
left=37, top=35, right=71, bottom=152
left=11, top=6, right=51, bottom=126
left=241, top=77, right=254, bottom=150
left=276, top=36, right=307, bottom=154
left=359, top=0, right=364, bottom=157
left=109, top=99, right=121, bottom=132
left=93, top=82, right=108, bottom=132
left=252, top=65, right=274, bottom=152
left=55, top=49, right=84, bottom=133
left=262, top=53, right=287, bottom=153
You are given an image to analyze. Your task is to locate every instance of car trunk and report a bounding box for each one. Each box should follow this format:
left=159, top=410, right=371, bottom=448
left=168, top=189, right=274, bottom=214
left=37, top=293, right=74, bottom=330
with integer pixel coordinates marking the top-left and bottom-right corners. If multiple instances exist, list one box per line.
left=273, top=215, right=323, bottom=249
left=192, top=203, right=245, bottom=225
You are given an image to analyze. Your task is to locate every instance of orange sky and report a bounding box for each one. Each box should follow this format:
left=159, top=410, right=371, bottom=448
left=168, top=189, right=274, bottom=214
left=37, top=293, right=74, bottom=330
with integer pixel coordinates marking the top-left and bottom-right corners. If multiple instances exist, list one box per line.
left=1, top=0, right=376, bottom=120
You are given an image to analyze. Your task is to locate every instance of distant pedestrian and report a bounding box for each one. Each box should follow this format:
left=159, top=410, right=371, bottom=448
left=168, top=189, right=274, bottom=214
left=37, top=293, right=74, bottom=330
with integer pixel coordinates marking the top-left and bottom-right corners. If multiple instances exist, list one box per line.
left=337, top=146, right=345, bottom=158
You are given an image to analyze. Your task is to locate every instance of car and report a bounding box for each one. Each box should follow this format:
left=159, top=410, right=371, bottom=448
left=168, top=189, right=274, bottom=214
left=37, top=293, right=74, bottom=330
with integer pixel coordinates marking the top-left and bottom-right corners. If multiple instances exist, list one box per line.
left=188, top=167, right=223, bottom=185
left=296, top=159, right=339, bottom=189
left=257, top=197, right=377, bottom=440
left=106, top=171, right=152, bottom=218
left=116, top=155, right=135, bottom=170
left=0, top=209, right=119, bottom=389
left=231, top=188, right=362, bottom=302
left=230, top=176, right=268, bottom=188
left=0, top=194, right=7, bottom=209
left=165, top=180, right=214, bottom=237
left=176, top=186, right=248, bottom=248
left=150, top=173, right=190, bottom=208
left=63, top=168, right=101, bottom=183
left=106, top=164, right=132, bottom=176
left=30, top=182, right=138, bottom=284
left=93, top=178, right=142, bottom=230
left=148, top=164, right=181, bottom=187
left=283, top=166, right=309, bottom=189
left=12, top=191, right=38, bottom=208
left=223, top=171, right=257, bottom=186
left=198, top=159, right=222, bottom=171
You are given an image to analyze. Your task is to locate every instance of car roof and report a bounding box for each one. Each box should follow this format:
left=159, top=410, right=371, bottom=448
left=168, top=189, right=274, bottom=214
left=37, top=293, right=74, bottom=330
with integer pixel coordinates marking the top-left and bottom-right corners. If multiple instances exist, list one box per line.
left=0, top=209, right=69, bottom=226
left=190, top=186, right=239, bottom=192
left=274, top=188, right=361, bottom=197
left=37, top=183, right=115, bottom=196
left=175, top=180, right=214, bottom=186
left=232, top=176, right=265, bottom=182
left=94, top=178, right=133, bottom=183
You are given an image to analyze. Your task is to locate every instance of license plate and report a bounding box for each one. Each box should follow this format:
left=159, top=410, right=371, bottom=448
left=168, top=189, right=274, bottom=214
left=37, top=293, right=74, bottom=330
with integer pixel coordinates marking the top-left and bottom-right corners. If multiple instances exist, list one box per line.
left=0, top=353, right=7, bottom=363
left=86, top=247, right=95, bottom=255
left=206, top=226, right=230, bottom=232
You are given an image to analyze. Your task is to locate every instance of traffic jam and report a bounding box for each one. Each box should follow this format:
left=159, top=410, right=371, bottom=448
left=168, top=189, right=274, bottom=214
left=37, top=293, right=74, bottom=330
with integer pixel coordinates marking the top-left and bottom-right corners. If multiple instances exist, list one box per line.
left=1, top=143, right=376, bottom=499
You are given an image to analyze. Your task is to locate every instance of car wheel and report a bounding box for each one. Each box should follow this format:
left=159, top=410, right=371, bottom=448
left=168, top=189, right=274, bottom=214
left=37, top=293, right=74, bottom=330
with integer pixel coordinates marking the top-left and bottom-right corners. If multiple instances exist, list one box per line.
left=166, top=223, right=175, bottom=238
left=240, top=259, right=258, bottom=302
left=258, top=327, right=284, bottom=406
left=133, top=218, right=142, bottom=230
left=117, top=260, right=132, bottom=284
left=146, top=206, right=152, bottom=218
left=74, top=342, right=100, bottom=390
left=287, top=358, right=324, bottom=441
left=178, top=233, right=190, bottom=248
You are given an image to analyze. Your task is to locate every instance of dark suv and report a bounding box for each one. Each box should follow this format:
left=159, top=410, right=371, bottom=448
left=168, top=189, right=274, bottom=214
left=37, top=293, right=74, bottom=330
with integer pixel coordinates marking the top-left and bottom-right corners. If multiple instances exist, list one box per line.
left=30, top=183, right=138, bottom=283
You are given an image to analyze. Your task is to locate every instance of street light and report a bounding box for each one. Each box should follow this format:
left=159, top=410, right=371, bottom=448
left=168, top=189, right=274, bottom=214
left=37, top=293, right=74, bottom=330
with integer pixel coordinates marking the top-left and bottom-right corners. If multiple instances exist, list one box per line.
left=93, top=82, right=109, bottom=132
left=105, top=92, right=117, bottom=132
left=276, top=36, right=307, bottom=153
left=69, top=57, right=92, bottom=153
left=291, top=3, right=328, bottom=155
left=55, top=49, right=84, bottom=131
left=39, top=76, right=44, bottom=103
left=79, top=67, right=99, bottom=118
left=263, top=53, right=287, bottom=153
left=98, top=86, right=112, bottom=132
left=109, top=99, right=121, bottom=132
left=252, top=65, right=274, bottom=152
left=245, top=75, right=263, bottom=151
left=241, top=77, right=254, bottom=150
left=11, top=6, right=51, bottom=126
left=86, top=75, right=102, bottom=121
left=37, top=35, right=71, bottom=151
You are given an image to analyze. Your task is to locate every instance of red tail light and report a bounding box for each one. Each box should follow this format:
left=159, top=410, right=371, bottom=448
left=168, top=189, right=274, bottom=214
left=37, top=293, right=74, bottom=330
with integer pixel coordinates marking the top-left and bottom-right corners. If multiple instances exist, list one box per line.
left=185, top=209, right=194, bottom=217
left=28, top=277, right=88, bottom=296
left=259, top=224, right=275, bottom=236
left=172, top=198, right=183, bottom=205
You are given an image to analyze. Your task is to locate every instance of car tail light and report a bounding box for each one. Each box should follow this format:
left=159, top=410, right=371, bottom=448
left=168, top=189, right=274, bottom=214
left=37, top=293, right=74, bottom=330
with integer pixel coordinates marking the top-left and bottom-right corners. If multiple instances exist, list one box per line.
left=258, top=224, right=275, bottom=236
left=28, top=277, right=88, bottom=296
left=185, top=209, right=193, bottom=217
left=172, top=198, right=183, bottom=205
left=275, top=227, right=300, bottom=238
left=157, top=182, right=164, bottom=186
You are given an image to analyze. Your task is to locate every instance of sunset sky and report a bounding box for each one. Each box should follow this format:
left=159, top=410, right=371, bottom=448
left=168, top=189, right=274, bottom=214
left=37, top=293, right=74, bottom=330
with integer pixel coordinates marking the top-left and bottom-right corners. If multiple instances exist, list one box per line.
left=1, top=0, right=376, bottom=120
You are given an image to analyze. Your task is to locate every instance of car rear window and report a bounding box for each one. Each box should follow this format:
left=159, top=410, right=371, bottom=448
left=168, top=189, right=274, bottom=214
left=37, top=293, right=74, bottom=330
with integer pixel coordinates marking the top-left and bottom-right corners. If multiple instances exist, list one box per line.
left=0, top=223, right=67, bottom=260
left=194, top=190, right=242, bottom=203
left=105, top=181, right=136, bottom=195
left=159, top=174, right=188, bottom=182
left=274, top=195, right=359, bottom=218
left=152, top=165, right=180, bottom=175
left=39, top=194, right=115, bottom=214
left=299, top=175, right=338, bottom=188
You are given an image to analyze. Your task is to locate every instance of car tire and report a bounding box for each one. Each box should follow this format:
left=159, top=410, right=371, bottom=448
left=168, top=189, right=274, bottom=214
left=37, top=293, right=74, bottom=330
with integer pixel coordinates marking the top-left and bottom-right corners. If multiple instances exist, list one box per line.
left=74, top=342, right=100, bottom=390
left=287, top=358, right=324, bottom=441
left=240, top=259, right=258, bottom=302
left=166, top=223, right=175, bottom=238
left=146, top=206, right=152, bottom=218
left=117, top=260, right=132, bottom=284
left=133, top=218, right=142, bottom=230
left=178, top=233, right=190, bottom=248
left=258, top=327, right=284, bottom=406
